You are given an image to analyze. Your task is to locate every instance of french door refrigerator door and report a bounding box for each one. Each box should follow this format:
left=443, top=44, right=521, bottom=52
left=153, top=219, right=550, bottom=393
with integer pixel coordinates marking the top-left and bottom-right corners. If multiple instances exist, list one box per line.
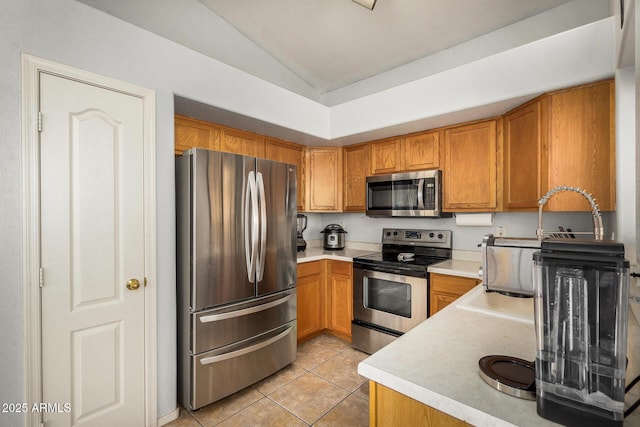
left=191, top=150, right=256, bottom=311
left=255, top=158, right=297, bottom=297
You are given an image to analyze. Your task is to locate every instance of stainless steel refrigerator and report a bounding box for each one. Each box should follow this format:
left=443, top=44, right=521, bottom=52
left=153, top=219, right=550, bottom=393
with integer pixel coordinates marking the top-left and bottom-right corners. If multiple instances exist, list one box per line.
left=176, top=148, right=297, bottom=410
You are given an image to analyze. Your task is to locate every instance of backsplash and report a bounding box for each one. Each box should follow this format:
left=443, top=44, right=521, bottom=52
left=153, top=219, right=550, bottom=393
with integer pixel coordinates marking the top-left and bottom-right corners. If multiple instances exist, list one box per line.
left=301, top=211, right=615, bottom=252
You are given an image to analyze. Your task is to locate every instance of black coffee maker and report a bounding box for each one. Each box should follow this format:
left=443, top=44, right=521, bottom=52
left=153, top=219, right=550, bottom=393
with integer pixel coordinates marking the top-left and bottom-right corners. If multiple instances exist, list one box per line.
left=533, top=239, right=630, bottom=426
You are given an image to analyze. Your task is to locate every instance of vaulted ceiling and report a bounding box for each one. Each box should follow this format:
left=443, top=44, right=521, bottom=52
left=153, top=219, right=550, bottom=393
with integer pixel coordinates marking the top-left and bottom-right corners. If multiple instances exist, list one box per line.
left=78, top=0, right=611, bottom=106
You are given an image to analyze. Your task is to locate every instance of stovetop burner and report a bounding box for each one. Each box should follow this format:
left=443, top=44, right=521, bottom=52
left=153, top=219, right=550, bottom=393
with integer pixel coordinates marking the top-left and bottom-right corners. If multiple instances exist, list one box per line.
left=353, top=228, right=452, bottom=274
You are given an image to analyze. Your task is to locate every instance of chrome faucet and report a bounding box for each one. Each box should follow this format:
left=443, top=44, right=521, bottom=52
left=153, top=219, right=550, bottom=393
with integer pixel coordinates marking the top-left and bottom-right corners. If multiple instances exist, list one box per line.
left=536, top=186, right=604, bottom=240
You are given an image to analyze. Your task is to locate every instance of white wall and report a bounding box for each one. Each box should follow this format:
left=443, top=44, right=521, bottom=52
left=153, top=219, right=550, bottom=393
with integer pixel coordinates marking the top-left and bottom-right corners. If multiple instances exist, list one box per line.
left=0, top=0, right=635, bottom=424
left=0, top=0, right=326, bottom=423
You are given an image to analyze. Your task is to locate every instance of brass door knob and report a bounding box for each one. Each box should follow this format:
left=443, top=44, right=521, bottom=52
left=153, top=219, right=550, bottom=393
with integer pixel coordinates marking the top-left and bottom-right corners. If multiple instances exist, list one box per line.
left=126, top=278, right=140, bottom=290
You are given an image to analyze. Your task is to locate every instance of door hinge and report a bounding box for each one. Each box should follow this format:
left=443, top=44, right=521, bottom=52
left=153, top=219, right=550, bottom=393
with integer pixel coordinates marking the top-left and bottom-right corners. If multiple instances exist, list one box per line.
left=39, top=267, right=44, bottom=287
left=37, top=111, right=42, bottom=132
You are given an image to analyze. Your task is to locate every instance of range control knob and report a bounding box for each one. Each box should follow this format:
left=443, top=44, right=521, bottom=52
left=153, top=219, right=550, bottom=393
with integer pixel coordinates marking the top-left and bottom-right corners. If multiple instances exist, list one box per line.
left=386, top=231, right=391, bottom=236
left=393, top=231, right=398, bottom=236
left=438, top=233, right=444, bottom=240
left=429, top=232, right=435, bottom=238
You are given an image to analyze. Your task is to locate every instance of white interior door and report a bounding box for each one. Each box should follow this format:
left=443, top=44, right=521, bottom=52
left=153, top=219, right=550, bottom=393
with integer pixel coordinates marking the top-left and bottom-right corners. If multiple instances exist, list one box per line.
left=39, top=72, right=146, bottom=426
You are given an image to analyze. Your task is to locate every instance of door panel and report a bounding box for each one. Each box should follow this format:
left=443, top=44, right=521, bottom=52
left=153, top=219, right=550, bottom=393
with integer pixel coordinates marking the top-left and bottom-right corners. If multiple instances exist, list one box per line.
left=192, top=150, right=255, bottom=310
left=256, top=158, right=297, bottom=297
left=39, top=72, right=145, bottom=426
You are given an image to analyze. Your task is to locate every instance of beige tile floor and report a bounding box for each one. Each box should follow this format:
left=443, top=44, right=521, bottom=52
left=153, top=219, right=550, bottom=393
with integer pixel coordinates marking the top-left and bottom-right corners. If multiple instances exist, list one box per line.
left=167, top=333, right=370, bottom=427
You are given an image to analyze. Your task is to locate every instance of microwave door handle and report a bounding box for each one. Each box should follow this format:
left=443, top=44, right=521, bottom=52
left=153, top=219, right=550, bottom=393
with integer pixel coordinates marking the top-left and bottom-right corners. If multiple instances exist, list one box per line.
left=417, top=179, right=425, bottom=209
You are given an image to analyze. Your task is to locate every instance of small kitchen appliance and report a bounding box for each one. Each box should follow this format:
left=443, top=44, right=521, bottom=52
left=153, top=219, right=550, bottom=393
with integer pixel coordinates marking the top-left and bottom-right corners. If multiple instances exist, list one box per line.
left=480, top=234, right=540, bottom=297
left=533, top=239, right=630, bottom=426
left=296, top=214, right=307, bottom=252
left=321, top=224, right=347, bottom=250
left=352, top=228, right=452, bottom=354
left=366, top=169, right=451, bottom=218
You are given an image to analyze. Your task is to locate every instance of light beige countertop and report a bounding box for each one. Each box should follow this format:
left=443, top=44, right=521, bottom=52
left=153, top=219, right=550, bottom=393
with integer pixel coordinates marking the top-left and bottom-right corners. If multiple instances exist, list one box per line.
left=428, top=258, right=481, bottom=279
left=358, top=284, right=543, bottom=426
left=296, top=247, right=377, bottom=263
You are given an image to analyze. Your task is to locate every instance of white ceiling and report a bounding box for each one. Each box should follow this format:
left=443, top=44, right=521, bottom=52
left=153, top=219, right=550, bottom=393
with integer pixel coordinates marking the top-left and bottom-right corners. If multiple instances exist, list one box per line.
left=198, top=0, right=574, bottom=94
left=79, top=0, right=611, bottom=106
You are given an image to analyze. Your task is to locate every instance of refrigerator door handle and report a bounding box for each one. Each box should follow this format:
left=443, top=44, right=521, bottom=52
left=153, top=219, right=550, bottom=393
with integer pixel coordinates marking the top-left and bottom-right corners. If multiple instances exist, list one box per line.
left=199, top=325, right=294, bottom=365
left=256, top=171, right=267, bottom=282
left=244, top=171, right=258, bottom=283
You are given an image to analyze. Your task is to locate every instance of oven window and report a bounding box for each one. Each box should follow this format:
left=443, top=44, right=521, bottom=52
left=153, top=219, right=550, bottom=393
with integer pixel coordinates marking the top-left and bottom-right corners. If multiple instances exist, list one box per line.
left=363, top=277, right=411, bottom=318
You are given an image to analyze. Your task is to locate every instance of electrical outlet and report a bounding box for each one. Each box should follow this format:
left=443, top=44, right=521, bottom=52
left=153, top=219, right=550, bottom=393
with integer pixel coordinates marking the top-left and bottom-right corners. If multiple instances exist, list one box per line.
left=496, top=226, right=506, bottom=237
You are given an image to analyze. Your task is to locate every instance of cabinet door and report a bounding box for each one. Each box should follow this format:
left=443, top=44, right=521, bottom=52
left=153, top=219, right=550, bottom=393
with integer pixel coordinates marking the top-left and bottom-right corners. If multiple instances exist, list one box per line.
left=370, top=139, right=401, bottom=175
left=265, top=137, right=305, bottom=211
left=329, top=261, right=352, bottom=338
left=443, top=119, right=499, bottom=211
left=343, top=144, right=369, bottom=212
left=297, top=262, right=324, bottom=341
left=547, top=80, right=615, bottom=211
left=220, top=127, right=265, bottom=158
left=503, top=100, right=546, bottom=210
left=402, top=130, right=440, bottom=171
left=306, top=147, right=343, bottom=212
left=370, top=382, right=470, bottom=427
left=174, top=115, right=220, bottom=155
left=430, top=273, right=479, bottom=316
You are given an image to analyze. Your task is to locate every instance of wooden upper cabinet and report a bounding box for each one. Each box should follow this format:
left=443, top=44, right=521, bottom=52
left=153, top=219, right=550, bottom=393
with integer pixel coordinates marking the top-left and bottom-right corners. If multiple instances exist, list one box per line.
left=443, top=119, right=500, bottom=211
left=265, top=137, right=305, bottom=211
left=174, top=115, right=220, bottom=155
left=503, top=79, right=615, bottom=212
left=546, top=80, right=615, bottom=211
left=503, top=99, right=546, bottom=210
left=369, top=138, right=401, bottom=175
left=343, top=144, right=369, bottom=212
left=306, top=147, right=343, bottom=212
left=401, top=130, right=441, bottom=171
left=219, top=127, right=266, bottom=158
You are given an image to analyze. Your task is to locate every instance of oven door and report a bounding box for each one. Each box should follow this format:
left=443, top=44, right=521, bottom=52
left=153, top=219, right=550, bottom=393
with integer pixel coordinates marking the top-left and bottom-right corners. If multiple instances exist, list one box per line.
left=353, top=266, right=428, bottom=334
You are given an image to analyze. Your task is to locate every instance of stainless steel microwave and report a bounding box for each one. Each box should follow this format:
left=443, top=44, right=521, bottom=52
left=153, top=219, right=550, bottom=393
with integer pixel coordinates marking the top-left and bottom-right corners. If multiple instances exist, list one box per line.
left=366, top=170, right=449, bottom=217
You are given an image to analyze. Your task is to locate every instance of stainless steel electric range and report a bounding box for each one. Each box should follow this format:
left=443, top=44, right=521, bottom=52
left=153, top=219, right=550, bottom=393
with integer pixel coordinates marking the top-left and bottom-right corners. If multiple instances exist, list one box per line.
left=352, top=228, right=452, bottom=354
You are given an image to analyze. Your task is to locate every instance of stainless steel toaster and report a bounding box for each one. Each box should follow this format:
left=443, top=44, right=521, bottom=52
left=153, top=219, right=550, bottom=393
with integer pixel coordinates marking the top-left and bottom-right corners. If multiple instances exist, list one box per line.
left=480, top=234, right=540, bottom=297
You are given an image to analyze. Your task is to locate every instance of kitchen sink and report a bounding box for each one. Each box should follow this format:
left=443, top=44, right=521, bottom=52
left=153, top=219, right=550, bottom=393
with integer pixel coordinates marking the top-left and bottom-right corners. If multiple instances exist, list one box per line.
left=455, top=284, right=534, bottom=324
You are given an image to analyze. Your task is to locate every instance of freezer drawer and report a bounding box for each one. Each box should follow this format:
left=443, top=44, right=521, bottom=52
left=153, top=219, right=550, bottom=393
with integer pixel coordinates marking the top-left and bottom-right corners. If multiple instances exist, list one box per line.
left=192, top=289, right=296, bottom=354
left=190, top=321, right=297, bottom=410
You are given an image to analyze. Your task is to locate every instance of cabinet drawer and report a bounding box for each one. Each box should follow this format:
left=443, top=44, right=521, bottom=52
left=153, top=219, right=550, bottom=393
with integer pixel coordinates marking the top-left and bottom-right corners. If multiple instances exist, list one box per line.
left=331, top=260, right=352, bottom=276
left=298, top=260, right=321, bottom=277
left=430, top=273, right=479, bottom=296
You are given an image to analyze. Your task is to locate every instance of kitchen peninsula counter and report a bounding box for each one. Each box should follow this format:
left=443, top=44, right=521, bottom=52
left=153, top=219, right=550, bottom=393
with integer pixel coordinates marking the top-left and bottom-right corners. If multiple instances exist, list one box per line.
left=358, top=284, right=640, bottom=426
left=358, top=285, right=544, bottom=426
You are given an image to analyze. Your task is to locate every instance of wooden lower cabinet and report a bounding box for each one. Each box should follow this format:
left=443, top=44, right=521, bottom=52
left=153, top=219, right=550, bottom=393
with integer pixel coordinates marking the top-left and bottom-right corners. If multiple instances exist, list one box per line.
left=296, top=261, right=324, bottom=341
left=296, top=259, right=353, bottom=341
left=370, top=381, right=470, bottom=427
left=329, top=261, right=353, bottom=338
left=430, top=273, right=480, bottom=315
